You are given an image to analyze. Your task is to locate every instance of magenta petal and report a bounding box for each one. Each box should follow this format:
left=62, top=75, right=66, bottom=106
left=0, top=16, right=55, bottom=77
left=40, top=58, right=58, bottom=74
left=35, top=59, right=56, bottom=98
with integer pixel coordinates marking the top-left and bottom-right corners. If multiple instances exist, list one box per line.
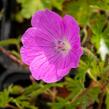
left=21, top=27, right=53, bottom=47
left=56, top=68, right=70, bottom=79
left=20, top=47, right=42, bottom=65
left=20, top=27, right=54, bottom=65
left=30, top=53, right=59, bottom=83
left=31, top=9, right=64, bottom=39
left=55, top=47, right=83, bottom=70
left=21, top=27, right=38, bottom=47
left=30, top=53, right=70, bottom=83
left=70, top=47, right=83, bottom=68
left=63, top=15, right=80, bottom=42
left=55, top=55, right=71, bottom=69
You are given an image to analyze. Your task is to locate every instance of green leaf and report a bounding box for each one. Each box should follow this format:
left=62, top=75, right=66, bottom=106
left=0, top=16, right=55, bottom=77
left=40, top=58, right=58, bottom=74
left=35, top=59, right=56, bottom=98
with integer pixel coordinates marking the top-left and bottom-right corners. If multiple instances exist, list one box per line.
left=65, top=77, right=84, bottom=100
left=16, top=0, right=64, bottom=20
left=102, top=24, right=109, bottom=48
left=90, top=13, right=109, bottom=61
left=50, top=102, right=65, bottom=109
left=0, top=38, right=19, bottom=46
left=70, top=87, right=100, bottom=108
left=10, top=85, right=24, bottom=95
left=63, top=0, right=96, bottom=25
left=11, top=50, right=21, bottom=58
left=50, top=97, right=70, bottom=109
left=87, top=87, right=100, bottom=102
left=0, top=88, right=11, bottom=107
left=52, top=0, right=64, bottom=10
left=19, top=101, right=37, bottom=109
left=106, top=92, right=109, bottom=109
left=95, top=0, right=109, bottom=11
left=90, top=14, right=105, bottom=48
left=17, top=0, right=45, bottom=19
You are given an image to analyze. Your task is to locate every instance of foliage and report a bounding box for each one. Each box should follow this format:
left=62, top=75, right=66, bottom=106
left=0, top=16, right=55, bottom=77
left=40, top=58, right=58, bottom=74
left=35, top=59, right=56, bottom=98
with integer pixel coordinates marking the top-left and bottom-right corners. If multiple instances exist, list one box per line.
left=16, top=0, right=64, bottom=21
left=0, top=0, right=109, bottom=109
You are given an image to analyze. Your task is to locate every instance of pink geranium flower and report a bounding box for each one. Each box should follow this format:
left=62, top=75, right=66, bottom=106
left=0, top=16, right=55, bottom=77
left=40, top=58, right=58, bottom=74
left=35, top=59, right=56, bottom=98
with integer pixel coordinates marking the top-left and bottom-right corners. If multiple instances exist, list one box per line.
left=20, top=9, right=83, bottom=83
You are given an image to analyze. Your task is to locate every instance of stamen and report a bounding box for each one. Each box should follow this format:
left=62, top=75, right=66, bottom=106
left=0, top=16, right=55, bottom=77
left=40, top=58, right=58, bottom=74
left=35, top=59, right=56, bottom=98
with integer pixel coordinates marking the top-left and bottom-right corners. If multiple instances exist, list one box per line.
left=55, top=39, right=71, bottom=54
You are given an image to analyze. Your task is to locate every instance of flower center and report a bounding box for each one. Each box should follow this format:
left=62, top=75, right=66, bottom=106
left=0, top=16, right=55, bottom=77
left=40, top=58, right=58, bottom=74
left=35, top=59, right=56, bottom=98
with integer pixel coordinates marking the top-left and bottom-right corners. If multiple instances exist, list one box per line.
left=55, top=39, right=71, bottom=54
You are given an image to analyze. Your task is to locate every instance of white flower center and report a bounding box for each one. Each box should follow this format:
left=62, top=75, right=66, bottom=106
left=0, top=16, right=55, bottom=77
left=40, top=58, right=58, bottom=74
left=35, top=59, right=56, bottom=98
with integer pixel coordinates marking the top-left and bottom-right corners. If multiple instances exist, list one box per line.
left=55, top=39, right=71, bottom=54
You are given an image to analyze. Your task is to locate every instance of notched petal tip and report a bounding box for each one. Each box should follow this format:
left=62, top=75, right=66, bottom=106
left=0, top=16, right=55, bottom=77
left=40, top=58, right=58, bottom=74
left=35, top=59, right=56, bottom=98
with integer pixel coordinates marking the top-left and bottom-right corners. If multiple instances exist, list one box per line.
left=21, top=27, right=37, bottom=45
left=64, top=15, right=80, bottom=29
left=20, top=47, right=30, bottom=65
left=63, top=15, right=80, bottom=38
